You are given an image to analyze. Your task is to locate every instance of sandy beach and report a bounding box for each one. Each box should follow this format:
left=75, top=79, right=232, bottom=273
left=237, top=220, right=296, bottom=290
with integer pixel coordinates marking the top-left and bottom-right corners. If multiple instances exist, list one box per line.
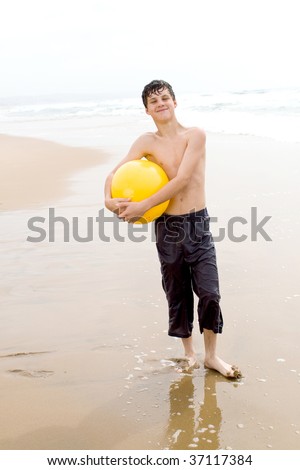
left=0, top=130, right=300, bottom=451
left=0, top=134, right=106, bottom=211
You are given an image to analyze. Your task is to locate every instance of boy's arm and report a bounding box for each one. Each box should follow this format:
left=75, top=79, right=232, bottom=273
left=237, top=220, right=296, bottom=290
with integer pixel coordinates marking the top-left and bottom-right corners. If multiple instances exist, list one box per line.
left=118, top=128, right=206, bottom=220
left=104, top=134, right=149, bottom=213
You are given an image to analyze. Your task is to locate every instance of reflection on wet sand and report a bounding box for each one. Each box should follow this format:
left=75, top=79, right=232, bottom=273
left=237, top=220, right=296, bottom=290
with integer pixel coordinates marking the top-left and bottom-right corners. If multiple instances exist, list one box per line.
left=165, top=371, right=222, bottom=450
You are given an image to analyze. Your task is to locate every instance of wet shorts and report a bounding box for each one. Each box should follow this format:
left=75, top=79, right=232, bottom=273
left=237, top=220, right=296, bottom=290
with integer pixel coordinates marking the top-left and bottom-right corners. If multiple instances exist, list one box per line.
left=155, top=207, right=223, bottom=337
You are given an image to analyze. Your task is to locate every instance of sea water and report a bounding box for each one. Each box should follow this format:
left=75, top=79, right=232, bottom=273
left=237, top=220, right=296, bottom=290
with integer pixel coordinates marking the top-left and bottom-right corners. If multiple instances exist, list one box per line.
left=0, top=87, right=299, bottom=147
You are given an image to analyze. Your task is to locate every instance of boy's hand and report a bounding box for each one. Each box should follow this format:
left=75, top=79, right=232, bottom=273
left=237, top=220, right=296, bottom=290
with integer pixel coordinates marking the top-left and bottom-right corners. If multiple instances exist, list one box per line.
left=105, top=197, right=131, bottom=214
left=117, top=200, right=148, bottom=223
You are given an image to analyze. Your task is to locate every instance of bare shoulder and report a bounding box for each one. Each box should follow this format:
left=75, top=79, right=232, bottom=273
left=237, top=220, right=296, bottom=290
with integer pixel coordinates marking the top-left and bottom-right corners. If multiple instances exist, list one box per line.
left=127, top=131, right=156, bottom=154
left=186, top=127, right=206, bottom=151
left=132, top=131, right=156, bottom=149
left=137, top=131, right=157, bottom=143
left=185, top=126, right=206, bottom=145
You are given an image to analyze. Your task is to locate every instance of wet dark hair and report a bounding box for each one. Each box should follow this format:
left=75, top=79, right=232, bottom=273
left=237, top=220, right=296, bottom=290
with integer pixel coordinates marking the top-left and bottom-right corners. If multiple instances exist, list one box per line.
left=141, top=80, right=176, bottom=108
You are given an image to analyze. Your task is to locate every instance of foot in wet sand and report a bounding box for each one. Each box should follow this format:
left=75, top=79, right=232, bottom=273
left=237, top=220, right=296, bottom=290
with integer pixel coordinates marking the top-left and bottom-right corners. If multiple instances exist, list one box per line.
left=173, top=355, right=200, bottom=373
left=204, top=356, right=242, bottom=379
left=179, top=336, right=199, bottom=372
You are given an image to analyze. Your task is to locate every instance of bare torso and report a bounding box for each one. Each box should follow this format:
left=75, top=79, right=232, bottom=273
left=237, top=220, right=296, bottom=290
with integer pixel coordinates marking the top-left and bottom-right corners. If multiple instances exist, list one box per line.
left=141, top=127, right=206, bottom=215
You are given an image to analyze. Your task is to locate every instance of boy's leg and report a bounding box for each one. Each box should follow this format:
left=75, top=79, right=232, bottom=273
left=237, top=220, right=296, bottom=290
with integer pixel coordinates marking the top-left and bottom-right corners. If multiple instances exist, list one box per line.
left=181, top=336, right=198, bottom=369
left=155, top=217, right=198, bottom=370
left=203, top=328, right=242, bottom=378
left=186, top=213, right=242, bottom=378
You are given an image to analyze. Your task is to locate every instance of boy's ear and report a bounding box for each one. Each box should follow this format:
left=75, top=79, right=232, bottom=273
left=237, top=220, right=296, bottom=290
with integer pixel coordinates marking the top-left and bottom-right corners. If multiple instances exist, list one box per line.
left=145, top=107, right=150, bottom=115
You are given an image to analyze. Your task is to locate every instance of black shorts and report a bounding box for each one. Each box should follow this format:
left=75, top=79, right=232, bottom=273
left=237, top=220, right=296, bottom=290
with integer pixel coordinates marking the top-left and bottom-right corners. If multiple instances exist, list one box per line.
left=155, top=208, right=223, bottom=337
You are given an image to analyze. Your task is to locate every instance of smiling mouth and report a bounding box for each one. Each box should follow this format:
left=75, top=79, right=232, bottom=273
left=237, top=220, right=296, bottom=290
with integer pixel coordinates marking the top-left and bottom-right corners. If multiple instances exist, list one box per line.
left=157, top=108, right=168, bottom=112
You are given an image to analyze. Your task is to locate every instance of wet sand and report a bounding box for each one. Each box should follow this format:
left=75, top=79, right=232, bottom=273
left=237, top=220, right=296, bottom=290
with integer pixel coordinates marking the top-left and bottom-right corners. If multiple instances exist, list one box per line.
left=0, top=132, right=300, bottom=450
left=0, top=134, right=105, bottom=211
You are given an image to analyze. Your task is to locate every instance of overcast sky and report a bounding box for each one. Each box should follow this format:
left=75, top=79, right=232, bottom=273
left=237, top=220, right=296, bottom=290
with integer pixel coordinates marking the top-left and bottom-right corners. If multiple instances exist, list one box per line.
left=0, top=0, right=299, bottom=98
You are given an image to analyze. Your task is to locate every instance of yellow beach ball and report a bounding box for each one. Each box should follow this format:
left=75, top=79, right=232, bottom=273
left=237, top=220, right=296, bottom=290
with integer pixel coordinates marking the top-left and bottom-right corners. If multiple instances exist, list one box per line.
left=111, top=159, right=170, bottom=223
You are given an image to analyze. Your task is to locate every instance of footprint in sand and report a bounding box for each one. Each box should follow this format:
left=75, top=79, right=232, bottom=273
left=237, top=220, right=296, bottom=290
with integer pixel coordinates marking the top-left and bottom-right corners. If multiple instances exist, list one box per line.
left=8, top=369, right=54, bottom=378
left=0, top=351, right=53, bottom=359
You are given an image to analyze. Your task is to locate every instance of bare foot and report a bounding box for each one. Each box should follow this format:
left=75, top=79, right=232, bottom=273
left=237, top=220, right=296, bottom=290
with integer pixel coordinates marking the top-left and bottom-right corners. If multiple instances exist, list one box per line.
left=204, top=356, right=242, bottom=379
left=172, top=355, right=200, bottom=373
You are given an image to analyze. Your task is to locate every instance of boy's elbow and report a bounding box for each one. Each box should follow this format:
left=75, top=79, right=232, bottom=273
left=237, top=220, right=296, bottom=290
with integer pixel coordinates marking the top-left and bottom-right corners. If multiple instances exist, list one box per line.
left=176, top=174, right=190, bottom=189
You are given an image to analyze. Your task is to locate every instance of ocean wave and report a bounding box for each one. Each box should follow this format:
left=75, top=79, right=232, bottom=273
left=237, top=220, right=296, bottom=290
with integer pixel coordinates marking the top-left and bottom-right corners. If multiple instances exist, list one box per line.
left=0, top=88, right=299, bottom=143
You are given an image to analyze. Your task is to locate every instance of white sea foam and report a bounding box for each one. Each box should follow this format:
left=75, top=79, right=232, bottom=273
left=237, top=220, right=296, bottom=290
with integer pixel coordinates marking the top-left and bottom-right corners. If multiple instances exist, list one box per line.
left=0, top=87, right=299, bottom=144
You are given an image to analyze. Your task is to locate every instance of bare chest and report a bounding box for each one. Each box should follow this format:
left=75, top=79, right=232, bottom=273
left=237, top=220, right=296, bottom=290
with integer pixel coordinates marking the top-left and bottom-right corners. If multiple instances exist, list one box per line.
left=146, top=137, right=188, bottom=179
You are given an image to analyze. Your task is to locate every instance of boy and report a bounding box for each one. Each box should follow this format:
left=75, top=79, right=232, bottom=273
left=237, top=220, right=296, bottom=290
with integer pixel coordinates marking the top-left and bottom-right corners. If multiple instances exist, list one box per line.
left=104, top=80, right=241, bottom=379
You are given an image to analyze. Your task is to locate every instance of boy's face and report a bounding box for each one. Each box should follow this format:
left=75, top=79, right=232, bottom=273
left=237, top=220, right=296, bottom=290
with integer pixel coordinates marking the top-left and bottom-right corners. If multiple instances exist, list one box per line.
left=145, top=88, right=177, bottom=120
